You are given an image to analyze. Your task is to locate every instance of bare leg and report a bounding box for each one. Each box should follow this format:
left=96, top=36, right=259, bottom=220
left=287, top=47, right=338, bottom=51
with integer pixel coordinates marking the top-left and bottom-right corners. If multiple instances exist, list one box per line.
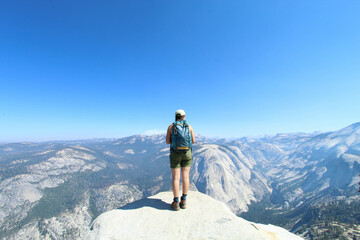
left=171, top=168, right=181, bottom=199
left=181, top=167, right=190, bottom=195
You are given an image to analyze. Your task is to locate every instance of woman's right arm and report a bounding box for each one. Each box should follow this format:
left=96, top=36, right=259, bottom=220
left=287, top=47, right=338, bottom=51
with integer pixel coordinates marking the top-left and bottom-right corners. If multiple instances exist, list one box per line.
left=166, top=124, right=173, bottom=144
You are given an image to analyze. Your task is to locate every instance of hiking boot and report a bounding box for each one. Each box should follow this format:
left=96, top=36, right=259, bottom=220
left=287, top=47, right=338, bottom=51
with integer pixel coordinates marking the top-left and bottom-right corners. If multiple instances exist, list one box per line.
left=180, top=199, right=187, bottom=209
left=172, top=201, right=180, bottom=211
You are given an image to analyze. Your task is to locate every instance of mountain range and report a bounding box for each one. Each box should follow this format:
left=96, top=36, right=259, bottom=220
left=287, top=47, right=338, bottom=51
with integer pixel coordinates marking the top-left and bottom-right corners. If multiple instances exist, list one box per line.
left=0, top=122, right=359, bottom=239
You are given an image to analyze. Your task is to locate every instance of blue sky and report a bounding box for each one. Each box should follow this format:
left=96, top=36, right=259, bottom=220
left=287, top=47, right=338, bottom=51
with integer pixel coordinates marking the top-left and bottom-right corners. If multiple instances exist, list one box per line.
left=1, top=0, right=360, bottom=142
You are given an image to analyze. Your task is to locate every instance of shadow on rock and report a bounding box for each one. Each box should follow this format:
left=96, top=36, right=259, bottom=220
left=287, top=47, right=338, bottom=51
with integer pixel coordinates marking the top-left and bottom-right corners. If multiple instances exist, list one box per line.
left=119, top=198, right=171, bottom=211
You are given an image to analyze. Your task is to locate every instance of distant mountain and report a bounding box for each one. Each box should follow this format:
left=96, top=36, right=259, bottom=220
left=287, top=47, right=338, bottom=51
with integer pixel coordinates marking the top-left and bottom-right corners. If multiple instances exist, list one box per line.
left=241, top=123, right=360, bottom=239
left=268, top=122, right=360, bottom=209
left=191, top=143, right=271, bottom=213
left=0, top=123, right=359, bottom=239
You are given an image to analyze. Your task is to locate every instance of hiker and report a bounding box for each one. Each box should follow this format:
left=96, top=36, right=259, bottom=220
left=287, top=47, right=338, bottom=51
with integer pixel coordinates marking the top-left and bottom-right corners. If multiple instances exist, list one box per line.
left=166, top=109, right=195, bottom=211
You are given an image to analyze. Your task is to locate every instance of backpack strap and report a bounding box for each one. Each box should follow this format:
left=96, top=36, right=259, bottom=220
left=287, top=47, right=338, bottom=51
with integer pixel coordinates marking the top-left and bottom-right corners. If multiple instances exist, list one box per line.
left=188, top=124, right=192, bottom=151
left=171, top=122, right=177, bottom=150
left=172, top=122, right=177, bottom=135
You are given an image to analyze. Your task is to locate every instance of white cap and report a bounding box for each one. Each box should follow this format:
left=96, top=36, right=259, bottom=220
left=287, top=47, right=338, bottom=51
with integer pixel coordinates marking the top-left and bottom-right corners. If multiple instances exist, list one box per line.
left=175, top=109, right=186, bottom=116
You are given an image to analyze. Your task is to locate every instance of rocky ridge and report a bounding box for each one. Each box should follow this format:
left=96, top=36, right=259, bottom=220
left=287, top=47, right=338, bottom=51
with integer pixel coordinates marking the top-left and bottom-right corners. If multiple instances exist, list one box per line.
left=86, top=191, right=303, bottom=240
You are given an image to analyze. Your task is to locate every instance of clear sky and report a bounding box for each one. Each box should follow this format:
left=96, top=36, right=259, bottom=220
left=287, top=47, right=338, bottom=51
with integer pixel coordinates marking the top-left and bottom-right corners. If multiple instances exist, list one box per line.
left=1, top=0, right=360, bottom=142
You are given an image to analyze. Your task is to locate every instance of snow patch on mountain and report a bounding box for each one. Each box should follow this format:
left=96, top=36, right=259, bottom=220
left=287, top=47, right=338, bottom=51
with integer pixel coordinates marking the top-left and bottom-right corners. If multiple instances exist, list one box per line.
left=104, top=151, right=123, bottom=158
left=124, top=149, right=135, bottom=154
left=10, top=159, right=30, bottom=165
left=160, top=147, right=169, bottom=152
left=117, top=163, right=134, bottom=169
left=342, top=153, right=360, bottom=166
left=71, top=145, right=95, bottom=153
left=34, top=150, right=54, bottom=156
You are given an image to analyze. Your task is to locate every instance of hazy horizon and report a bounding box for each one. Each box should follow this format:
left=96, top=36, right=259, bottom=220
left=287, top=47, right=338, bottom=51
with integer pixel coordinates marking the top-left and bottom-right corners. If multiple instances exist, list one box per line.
left=2, top=121, right=358, bottom=144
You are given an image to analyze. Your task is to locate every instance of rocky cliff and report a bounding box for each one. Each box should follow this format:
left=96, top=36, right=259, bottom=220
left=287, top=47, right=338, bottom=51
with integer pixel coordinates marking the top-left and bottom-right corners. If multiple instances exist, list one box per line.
left=85, top=191, right=303, bottom=240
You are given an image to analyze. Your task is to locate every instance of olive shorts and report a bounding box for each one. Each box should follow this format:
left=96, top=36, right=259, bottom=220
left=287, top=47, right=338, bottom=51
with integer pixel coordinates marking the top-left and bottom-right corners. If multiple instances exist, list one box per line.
left=170, top=149, right=192, bottom=168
